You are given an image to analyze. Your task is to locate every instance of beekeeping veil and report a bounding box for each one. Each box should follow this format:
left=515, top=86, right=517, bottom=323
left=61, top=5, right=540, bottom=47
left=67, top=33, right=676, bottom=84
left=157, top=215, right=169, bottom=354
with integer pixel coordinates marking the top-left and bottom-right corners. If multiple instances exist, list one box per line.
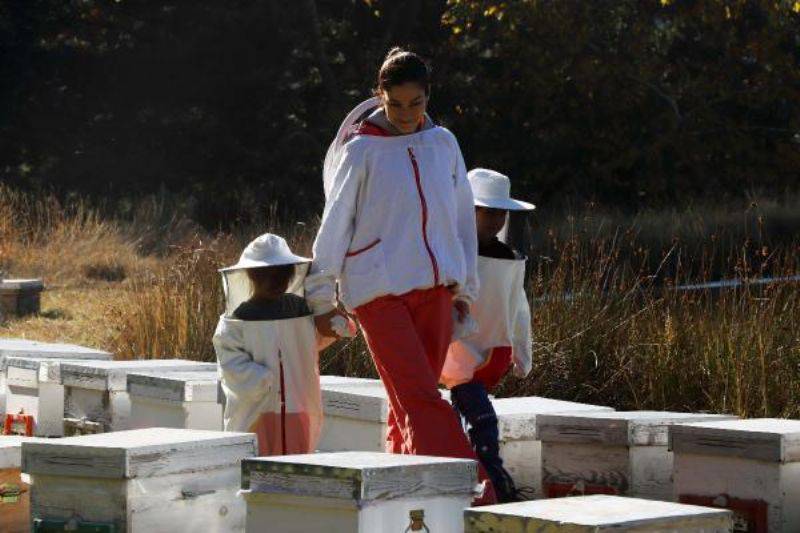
left=322, top=97, right=381, bottom=200
left=219, top=233, right=311, bottom=317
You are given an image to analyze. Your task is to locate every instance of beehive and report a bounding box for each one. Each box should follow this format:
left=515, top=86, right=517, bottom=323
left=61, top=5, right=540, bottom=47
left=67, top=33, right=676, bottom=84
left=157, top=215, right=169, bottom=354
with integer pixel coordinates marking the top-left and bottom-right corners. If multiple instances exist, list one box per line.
left=537, top=411, right=738, bottom=501
left=24, top=428, right=256, bottom=533
left=463, top=495, right=733, bottom=532
left=4, top=357, right=77, bottom=437
left=0, top=339, right=111, bottom=417
left=59, top=360, right=216, bottom=434
left=0, top=279, right=44, bottom=318
left=241, top=451, right=476, bottom=533
left=671, top=418, right=800, bottom=533
left=127, top=370, right=223, bottom=431
left=1, top=435, right=46, bottom=533
left=491, top=396, right=614, bottom=498
left=317, top=378, right=389, bottom=452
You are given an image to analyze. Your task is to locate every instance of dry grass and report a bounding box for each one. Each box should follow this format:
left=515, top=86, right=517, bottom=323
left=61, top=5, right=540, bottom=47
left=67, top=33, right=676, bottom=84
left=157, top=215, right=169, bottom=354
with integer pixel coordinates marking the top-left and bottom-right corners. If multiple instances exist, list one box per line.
left=1, top=185, right=798, bottom=417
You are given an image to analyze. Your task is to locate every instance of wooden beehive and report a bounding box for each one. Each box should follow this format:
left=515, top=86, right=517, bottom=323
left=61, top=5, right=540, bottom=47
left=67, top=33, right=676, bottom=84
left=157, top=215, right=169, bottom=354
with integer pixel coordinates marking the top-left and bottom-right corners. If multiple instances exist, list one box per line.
left=463, top=495, right=733, bottom=532
left=23, top=428, right=257, bottom=533
left=0, top=339, right=111, bottom=417
left=59, top=360, right=216, bottom=435
left=0, top=279, right=44, bottom=318
left=1, top=436, right=47, bottom=533
left=4, top=357, right=77, bottom=437
left=127, top=370, right=224, bottom=431
left=537, top=411, right=738, bottom=501
left=491, top=396, right=614, bottom=498
left=241, top=451, right=476, bottom=533
left=670, top=418, right=800, bottom=533
left=317, top=378, right=389, bottom=452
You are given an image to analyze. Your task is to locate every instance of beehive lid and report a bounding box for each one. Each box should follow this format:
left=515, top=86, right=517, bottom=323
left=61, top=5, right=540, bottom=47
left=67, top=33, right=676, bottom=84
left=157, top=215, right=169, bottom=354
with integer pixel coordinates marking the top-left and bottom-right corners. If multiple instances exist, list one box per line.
left=127, top=370, right=221, bottom=403
left=0, top=436, right=47, bottom=469
left=463, top=495, right=732, bottom=532
left=669, top=418, right=800, bottom=463
left=22, top=428, right=256, bottom=479
left=319, top=375, right=381, bottom=388
left=536, top=411, right=738, bottom=446
left=320, top=381, right=391, bottom=423
left=492, top=396, right=614, bottom=442
left=4, top=356, right=86, bottom=387
left=0, top=279, right=44, bottom=291
left=320, top=380, right=451, bottom=423
left=0, top=339, right=111, bottom=371
left=60, top=359, right=217, bottom=392
left=242, top=451, right=476, bottom=503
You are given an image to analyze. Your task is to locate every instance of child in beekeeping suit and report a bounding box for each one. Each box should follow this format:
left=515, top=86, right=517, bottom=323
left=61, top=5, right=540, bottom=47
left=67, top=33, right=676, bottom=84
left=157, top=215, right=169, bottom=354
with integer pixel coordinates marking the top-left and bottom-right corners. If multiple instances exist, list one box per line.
left=440, top=168, right=535, bottom=502
left=213, top=233, right=349, bottom=456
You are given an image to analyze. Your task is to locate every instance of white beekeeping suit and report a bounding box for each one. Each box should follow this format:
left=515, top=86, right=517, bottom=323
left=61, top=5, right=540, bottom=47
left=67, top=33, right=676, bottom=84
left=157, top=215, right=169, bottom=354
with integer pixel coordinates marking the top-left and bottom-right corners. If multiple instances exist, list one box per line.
left=212, top=234, right=324, bottom=456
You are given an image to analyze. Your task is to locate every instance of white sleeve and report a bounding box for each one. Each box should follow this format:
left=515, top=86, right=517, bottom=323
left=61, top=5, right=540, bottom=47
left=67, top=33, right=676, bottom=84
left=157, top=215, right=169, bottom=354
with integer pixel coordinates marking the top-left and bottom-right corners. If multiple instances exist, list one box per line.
left=452, top=140, right=479, bottom=305
left=305, top=144, right=364, bottom=315
left=511, top=289, right=533, bottom=378
left=213, top=321, right=272, bottom=400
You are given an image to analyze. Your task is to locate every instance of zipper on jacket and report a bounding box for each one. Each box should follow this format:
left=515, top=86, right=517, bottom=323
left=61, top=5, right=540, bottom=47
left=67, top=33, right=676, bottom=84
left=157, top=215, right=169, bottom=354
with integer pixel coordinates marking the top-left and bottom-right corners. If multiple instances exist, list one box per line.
left=278, top=350, right=287, bottom=455
left=407, top=146, right=440, bottom=286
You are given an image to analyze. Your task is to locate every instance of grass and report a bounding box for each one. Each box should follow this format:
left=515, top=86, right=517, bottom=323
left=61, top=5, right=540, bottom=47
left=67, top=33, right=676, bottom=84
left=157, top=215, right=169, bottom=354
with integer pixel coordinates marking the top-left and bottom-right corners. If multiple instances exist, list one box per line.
left=1, top=185, right=798, bottom=417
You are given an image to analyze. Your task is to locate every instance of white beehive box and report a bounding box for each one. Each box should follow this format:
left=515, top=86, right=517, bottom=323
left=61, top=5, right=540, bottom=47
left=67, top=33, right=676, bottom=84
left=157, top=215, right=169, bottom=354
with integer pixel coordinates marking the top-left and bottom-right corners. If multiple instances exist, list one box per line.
left=4, top=356, right=81, bottom=437
left=1, top=436, right=47, bottom=533
left=670, top=418, right=800, bottom=533
left=537, top=411, right=738, bottom=501
left=24, top=428, right=257, bottom=533
left=463, top=495, right=733, bottom=532
left=492, top=396, right=614, bottom=498
left=128, top=370, right=223, bottom=431
left=317, top=378, right=389, bottom=452
left=241, top=451, right=477, bottom=533
left=60, top=359, right=216, bottom=434
left=0, top=338, right=111, bottom=416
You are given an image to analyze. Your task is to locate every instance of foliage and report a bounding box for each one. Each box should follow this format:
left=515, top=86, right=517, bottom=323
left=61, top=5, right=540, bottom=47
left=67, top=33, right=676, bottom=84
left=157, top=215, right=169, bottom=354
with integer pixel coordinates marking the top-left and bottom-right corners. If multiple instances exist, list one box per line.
left=1, top=1, right=798, bottom=222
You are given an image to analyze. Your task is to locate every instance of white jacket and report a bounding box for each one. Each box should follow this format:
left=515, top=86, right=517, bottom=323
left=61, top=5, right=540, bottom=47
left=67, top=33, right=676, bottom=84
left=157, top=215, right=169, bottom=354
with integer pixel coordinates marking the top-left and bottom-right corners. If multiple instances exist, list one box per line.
left=306, top=100, right=479, bottom=313
left=441, top=255, right=533, bottom=387
left=212, top=315, right=322, bottom=454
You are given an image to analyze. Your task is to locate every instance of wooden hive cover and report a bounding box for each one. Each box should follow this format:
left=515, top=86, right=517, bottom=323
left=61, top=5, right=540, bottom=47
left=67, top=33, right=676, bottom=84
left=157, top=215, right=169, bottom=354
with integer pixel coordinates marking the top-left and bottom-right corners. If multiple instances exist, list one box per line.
left=320, top=381, right=391, bottom=423
left=242, top=451, right=476, bottom=503
left=22, top=428, right=256, bottom=479
left=321, top=380, right=451, bottom=423
left=464, top=495, right=732, bottom=531
left=669, top=417, right=800, bottom=463
left=0, top=279, right=44, bottom=291
left=319, top=375, right=381, bottom=387
left=127, top=371, right=221, bottom=403
left=59, top=360, right=217, bottom=392
left=4, top=356, right=76, bottom=386
left=537, top=411, right=738, bottom=446
left=492, top=396, right=614, bottom=442
left=0, top=339, right=111, bottom=371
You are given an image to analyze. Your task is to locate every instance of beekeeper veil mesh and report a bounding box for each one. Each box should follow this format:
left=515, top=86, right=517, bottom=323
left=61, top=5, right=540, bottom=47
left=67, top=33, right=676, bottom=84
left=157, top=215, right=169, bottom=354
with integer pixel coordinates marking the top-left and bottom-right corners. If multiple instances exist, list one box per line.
left=219, top=234, right=312, bottom=317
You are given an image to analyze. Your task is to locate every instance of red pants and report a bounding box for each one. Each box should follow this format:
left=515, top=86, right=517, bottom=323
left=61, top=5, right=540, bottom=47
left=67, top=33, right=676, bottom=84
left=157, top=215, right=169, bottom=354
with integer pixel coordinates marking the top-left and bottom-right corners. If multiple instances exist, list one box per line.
left=355, top=286, right=497, bottom=504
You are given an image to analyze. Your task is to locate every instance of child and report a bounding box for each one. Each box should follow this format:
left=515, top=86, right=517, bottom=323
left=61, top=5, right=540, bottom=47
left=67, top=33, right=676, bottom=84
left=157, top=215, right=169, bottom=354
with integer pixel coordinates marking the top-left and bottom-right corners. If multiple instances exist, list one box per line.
left=441, top=168, right=535, bottom=502
left=213, top=233, right=337, bottom=456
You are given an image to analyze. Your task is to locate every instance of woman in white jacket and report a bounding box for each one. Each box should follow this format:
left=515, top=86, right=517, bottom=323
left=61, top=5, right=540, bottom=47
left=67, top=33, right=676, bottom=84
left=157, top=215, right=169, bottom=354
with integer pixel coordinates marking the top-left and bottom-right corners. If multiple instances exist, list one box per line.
left=306, top=48, right=496, bottom=504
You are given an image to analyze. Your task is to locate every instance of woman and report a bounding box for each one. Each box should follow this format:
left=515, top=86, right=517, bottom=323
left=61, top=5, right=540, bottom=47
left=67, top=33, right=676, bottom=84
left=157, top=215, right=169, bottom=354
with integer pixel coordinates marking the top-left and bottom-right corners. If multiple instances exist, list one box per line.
left=306, top=47, right=496, bottom=504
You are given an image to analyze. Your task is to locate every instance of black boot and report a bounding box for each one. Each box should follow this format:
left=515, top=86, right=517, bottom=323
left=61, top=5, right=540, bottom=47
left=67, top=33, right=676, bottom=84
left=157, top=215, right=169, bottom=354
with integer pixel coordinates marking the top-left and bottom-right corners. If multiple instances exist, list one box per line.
left=451, top=382, right=519, bottom=503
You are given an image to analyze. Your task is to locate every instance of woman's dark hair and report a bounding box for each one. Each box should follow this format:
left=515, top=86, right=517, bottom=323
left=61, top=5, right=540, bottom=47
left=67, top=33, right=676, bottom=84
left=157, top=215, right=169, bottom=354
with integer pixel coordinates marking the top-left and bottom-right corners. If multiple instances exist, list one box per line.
left=375, top=47, right=431, bottom=95
left=247, top=264, right=296, bottom=298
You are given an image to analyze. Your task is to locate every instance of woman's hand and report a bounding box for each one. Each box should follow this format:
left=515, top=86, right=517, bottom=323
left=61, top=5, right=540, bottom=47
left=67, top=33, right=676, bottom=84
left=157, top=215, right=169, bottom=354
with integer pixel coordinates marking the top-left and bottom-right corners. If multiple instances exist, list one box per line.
left=453, top=299, right=470, bottom=323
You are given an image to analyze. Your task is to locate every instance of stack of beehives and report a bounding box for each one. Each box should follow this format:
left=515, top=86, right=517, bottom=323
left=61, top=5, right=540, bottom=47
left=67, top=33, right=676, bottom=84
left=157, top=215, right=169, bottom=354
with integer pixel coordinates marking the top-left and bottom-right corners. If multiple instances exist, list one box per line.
left=3, top=339, right=800, bottom=532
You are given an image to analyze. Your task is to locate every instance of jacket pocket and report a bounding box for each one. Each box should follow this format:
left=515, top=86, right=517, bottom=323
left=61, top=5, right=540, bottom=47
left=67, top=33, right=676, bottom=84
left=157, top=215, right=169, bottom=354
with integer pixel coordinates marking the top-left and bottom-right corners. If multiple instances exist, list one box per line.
left=341, top=238, right=391, bottom=304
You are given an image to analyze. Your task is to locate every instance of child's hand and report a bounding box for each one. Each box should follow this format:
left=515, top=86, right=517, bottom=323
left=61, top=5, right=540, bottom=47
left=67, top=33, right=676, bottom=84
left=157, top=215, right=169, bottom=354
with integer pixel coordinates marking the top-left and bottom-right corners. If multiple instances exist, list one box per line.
left=314, top=310, right=344, bottom=338
left=453, top=299, right=470, bottom=323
